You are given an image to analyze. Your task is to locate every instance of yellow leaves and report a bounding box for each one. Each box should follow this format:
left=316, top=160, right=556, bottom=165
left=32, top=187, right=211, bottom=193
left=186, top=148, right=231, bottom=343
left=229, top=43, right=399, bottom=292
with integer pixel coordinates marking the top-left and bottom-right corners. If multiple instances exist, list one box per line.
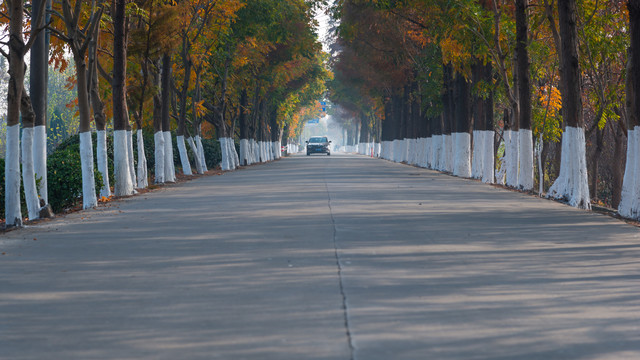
left=440, top=36, right=471, bottom=71
left=407, top=29, right=429, bottom=48
left=194, top=100, right=206, bottom=118
left=537, top=85, right=562, bottom=116
left=533, top=85, right=563, bottom=142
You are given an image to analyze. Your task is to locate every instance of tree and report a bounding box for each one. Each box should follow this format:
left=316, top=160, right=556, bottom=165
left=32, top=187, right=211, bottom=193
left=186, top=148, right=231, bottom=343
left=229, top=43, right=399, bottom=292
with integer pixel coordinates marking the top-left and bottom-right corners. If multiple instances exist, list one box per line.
left=515, top=0, right=533, bottom=190
left=112, top=0, right=134, bottom=196
left=619, top=0, right=640, bottom=218
left=2, top=0, right=47, bottom=226
left=49, top=0, right=104, bottom=209
left=31, top=0, right=51, bottom=208
left=547, top=0, right=590, bottom=209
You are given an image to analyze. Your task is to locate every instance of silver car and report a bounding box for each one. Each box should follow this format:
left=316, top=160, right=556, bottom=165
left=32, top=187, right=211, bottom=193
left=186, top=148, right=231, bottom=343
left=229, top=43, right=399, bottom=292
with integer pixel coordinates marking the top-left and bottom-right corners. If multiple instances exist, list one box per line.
left=306, top=136, right=331, bottom=156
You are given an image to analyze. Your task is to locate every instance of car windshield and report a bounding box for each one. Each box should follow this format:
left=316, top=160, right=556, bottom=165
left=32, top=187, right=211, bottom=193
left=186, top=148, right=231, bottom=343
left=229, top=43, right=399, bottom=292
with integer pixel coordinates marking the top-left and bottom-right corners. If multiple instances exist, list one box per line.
left=309, top=137, right=327, bottom=143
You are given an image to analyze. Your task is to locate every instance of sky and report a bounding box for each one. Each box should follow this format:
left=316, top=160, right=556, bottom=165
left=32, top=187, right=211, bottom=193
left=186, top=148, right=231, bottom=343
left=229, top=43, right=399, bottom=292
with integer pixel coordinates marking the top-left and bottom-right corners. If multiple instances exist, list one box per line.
left=314, top=1, right=334, bottom=53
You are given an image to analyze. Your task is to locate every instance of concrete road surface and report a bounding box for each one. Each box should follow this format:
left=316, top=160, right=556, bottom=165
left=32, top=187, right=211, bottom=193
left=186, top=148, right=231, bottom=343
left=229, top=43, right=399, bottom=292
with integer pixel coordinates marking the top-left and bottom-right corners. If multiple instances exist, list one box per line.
left=1, top=152, right=639, bottom=360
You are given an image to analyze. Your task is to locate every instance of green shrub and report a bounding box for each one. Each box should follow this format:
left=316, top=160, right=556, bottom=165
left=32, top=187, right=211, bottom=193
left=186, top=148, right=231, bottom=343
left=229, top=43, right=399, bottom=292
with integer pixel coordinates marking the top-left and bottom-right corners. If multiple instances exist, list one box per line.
left=47, top=142, right=103, bottom=213
left=201, top=138, right=222, bottom=169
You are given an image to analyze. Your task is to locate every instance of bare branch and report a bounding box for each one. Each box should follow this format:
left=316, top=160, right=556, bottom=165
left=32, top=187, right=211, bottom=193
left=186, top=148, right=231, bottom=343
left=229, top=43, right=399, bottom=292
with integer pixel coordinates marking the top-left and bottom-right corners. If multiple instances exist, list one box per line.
left=47, top=24, right=71, bottom=43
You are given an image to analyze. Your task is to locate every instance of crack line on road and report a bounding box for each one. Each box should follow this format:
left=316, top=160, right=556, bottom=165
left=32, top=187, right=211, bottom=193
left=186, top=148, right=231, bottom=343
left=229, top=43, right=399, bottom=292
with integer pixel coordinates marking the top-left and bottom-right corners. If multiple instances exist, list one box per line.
left=325, top=179, right=356, bottom=360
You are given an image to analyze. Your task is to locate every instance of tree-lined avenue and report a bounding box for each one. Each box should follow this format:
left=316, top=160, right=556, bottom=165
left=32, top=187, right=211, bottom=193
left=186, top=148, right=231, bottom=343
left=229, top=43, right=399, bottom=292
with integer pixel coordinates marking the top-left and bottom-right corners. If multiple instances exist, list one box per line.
left=1, top=154, right=639, bottom=359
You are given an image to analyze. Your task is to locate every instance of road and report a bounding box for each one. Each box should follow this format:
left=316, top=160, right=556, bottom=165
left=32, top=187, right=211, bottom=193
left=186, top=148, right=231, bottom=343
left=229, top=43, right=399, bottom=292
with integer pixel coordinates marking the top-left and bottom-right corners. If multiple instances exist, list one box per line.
left=1, top=152, right=639, bottom=360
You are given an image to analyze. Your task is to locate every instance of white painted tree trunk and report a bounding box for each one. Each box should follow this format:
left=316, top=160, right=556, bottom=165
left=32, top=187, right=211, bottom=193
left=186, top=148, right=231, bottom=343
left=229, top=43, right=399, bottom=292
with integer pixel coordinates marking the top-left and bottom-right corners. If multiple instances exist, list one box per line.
left=79, top=131, right=98, bottom=209
left=240, top=139, right=251, bottom=166
left=5, top=125, right=22, bottom=226
left=411, top=139, right=418, bottom=165
left=547, top=126, right=590, bottom=209
left=536, top=133, right=544, bottom=194
left=96, top=130, right=111, bottom=198
left=481, top=131, right=495, bottom=184
left=425, top=137, right=432, bottom=168
left=137, top=129, right=148, bottom=188
left=252, top=140, right=259, bottom=163
left=505, top=129, right=520, bottom=187
left=127, top=130, right=137, bottom=187
left=114, top=130, right=134, bottom=196
left=176, top=135, right=192, bottom=175
left=220, top=138, right=230, bottom=170
left=628, top=129, right=640, bottom=218
left=430, top=135, right=440, bottom=170
left=163, top=131, right=176, bottom=182
left=444, top=134, right=453, bottom=173
left=187, top=136, right=203, bottom=174
left=453, top=132, right=471, bottom=178
left=154, top=131, right=165, bottom=184
left=621, top=127, right=640, bottom=219
left=231, top=139, right=240, bottom=167
left=471, top=130, right=483, bottom=179
left=196, top=136, right=207, bottom=172
left=402, top=139, right=409, bottom=163
left=393, top=139, right=402, bottom=162
left=410, top=139, right=417, bottom=165
left=21, top=127, right=40, bottom=220
left=262, top=141, right=268, bottom=162
left=619, top=128, right=636, bottom=218
left=518, top=129, right=534, bottom=190
left=269, top=141, right=275, bottom=161
left=273, top=141, right=281, bottom=159
left=33, top=125, right=48, bottom=203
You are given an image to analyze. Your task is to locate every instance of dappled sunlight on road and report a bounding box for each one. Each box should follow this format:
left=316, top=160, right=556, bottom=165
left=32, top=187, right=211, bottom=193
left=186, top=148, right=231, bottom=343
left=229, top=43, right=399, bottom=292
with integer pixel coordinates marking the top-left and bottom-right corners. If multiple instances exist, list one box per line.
left=1, top=153, right=639, bottom=359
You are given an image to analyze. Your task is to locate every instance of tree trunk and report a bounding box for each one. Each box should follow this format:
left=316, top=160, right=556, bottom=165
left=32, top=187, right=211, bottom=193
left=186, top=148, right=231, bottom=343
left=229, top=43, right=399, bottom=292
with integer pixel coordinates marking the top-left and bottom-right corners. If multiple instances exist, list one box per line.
left=442, top=64, right=454, bottom=172
left=176, top=38, right=193, bottom=175
left=612, top=118, right=626, bottom=209
left=5, top=0, right=27, bottom=226
left=73, top=51, right=98, bottom=209
left=89, top=24, right=111, bottom=198
left=113, top=0, right=134, bottom=196
left=21, top=92, right=41, bottom=220
left=590, top=125, right=604, bottom=201
left=619, top=0, right=640, bottom=217
left=161, top=53, right=176, bottom=182
left=30, top=0, right=50, bottom=206
left=453, top=72, right=471, bottom=178
left=516, top=0, right=533, bottom=190
left=239, top=89, right=251, bottom=165
left=548, top=0, right=590, bottom=209
left=153, top=61, right=165, bottom=183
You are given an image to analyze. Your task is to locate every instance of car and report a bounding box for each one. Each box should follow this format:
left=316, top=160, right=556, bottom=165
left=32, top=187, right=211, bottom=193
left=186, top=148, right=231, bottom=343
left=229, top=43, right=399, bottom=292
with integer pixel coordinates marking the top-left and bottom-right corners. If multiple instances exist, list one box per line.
left=306, top=136, right=331, bottom=156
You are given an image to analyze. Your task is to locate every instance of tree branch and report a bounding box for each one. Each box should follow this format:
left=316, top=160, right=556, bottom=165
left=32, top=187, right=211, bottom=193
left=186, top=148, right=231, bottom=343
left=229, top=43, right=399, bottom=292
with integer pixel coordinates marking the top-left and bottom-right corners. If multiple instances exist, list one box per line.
left=97, top=60, right=113, bottom=84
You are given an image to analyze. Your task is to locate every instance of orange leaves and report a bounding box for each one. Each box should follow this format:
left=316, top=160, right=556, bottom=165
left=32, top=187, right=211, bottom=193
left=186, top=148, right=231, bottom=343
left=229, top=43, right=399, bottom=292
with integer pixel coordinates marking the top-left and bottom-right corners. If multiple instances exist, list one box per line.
left=194, top=100, right=207, bottom=118
left=64, top=75, right=77, bottom=91
left=440, top=32, right=472, bottom=74
left=537, top=85, right=562, bottom=117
